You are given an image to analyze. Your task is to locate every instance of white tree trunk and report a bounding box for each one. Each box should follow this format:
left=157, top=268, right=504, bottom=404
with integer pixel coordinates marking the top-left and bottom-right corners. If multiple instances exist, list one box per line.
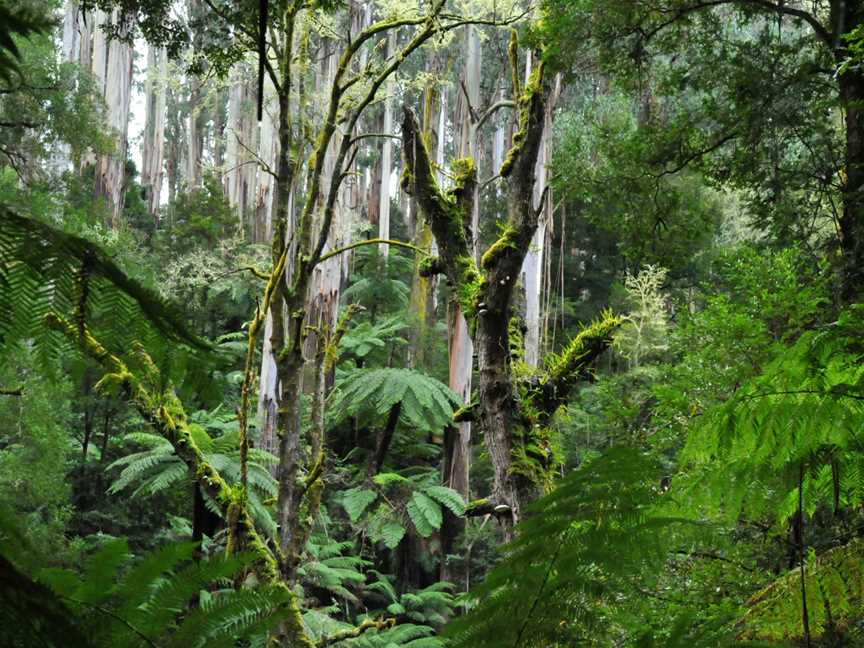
left=224, top=66, right=259, bottom=235
left=254, top=73, right=285, bottom=460
left=445, top=25, right=481, bottom=503
left=521, top=68, right=561, bottom=366
left=378, top=30, right=396, bottom=258
left=61, top=2, right=81, bottom=66
left=141, top=46, right=168, bottom=215
left=83, top=10, right=133, bottom=228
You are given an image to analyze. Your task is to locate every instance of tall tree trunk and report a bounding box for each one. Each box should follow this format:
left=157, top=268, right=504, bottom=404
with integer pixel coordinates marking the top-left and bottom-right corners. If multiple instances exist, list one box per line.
left=185, top=0, right=204, bottom=191
left=224, top=65, right=259, bottom=235
left=521, top=70, right=560, bottom=366
left=256, top=76, right=286, bottom=462
left=85, top=10, right=133, bottom=227
left=838, top=57, right=864, bottom=298
left=165, top=85, right=182, bottom=213
left=440, top=25, right=480, bottom=578
left=407, top=66, right=445, bottom=368
left=141, top=46, right=168, bottom=215
left=402, top=52, right=559, bottom=538
left=378, top=31, right=396, bottom=258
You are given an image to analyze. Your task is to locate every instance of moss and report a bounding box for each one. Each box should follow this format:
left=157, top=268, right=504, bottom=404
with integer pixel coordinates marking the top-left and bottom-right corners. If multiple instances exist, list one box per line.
left=465, top=498, right=490, bottom=515
left=499, top=60, right=545, bottom=178
left=453, top=402, right=475, bottom=422
left=454, top=257, right=485, bottom=319
left=480, top=224, right=519, bottom=270
left=543, top=309, right=621, bottom=388
left=509, top=417, right=560, bottom=492
left=400, top=165, right=414, bottom=193
left=450, top=157, right=476, bottom=190
left=508, top=29, right=520, bottom=98
left=418, top=255, right=444, bottom=277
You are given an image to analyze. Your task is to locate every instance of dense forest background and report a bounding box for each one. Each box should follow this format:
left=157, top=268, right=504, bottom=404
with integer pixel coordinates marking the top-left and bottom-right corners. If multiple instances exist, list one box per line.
left=3, top=0, right=864, bottom=645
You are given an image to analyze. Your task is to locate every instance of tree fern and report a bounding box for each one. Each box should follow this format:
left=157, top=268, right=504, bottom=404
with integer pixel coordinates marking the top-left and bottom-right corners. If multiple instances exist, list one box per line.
left=740, top=539, right=864, bottom=644
left=108, top=413, right=279, bottom=538
left=24, top=534, right=293, bottom=647
left=406, top=492, right=442, bottom=538
left=445, top=447, right=695, bottom=648
left=0, top=207, right=210, bottom=361
left=681, top=305, right=864, bottom=523
left=339, top=316, right=408, bottom=361
left=339, top=477, right=465, bottom=547
left=329, top=367, right=460, bottom=433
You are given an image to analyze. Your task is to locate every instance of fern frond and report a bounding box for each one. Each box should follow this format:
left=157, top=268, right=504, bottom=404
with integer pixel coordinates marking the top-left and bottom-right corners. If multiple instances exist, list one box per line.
left=0, top=207, right=211, bottom=358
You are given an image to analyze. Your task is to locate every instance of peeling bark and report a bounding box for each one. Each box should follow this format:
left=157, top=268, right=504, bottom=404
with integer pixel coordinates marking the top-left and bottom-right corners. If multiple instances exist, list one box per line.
left=141, top=46, right=167, bottom=215
left=81, top=9, right=133, bottom=227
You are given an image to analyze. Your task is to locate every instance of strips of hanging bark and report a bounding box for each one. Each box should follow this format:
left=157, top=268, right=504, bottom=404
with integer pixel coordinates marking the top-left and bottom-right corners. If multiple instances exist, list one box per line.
left=141, top=46, right=167, bottom=215
left=87, top=9, right=133, bottom=227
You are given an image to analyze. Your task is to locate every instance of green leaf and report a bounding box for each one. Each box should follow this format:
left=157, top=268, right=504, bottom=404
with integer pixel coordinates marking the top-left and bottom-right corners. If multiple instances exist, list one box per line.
left=387, top=602, right=406, bottom=615
left=407, top=492, right=442, bottom=537
left=379, top=521, right=406, bottom=549
left=341, top=488, right=377, bottom=523
left=422, top=486, right=466, bottom=516
left=374, top=472, right=409, bottom=487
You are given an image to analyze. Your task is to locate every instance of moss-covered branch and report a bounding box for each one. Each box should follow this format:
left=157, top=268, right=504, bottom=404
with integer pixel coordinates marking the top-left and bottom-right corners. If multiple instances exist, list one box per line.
left=44, top=313, right=315, bottom=648
left=537, top=311, right=622, bottom=410
left=317, top=238, right=427, bottom=264
left=318, top=618, right=396, bottom=647
left=401, top=106, right=484, bottom=318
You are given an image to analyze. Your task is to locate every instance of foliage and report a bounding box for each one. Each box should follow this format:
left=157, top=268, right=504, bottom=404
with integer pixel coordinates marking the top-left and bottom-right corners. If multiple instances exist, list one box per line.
left=340, top=477, right=466, bottom=547
left=339, top=316, right=409, bottom=363
left=551, top=90, right=721, bottom=277
left=0, top=207, right=210, bottom=361
left=107, top=408, right=279, bottom=539
left=446, top=447, right=700, bottom=647
left=342, top=246, right=414, bottom=316
left=682, top=304, right=864, bottom=523
left=740, top=538, right=864, bottom=644
left=329, top=367, right=460, bottom=434
left=0, top=343, right=75, bottom=570
left=30, top=537, right=292, bottom=647
left=614, top=265, right=669, bottom=367
left=0, top=3, right=49, bottom=83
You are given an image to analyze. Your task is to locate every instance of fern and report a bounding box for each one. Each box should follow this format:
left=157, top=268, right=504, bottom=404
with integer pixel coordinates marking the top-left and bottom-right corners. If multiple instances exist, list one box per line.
left=25, top=534, right=292, bottom=647
left=341, top=487, right=378, bottom=523
left=107, top=415, right=279, bottom=539
left=330, top=368, right=460, bottom=433
left=0, top=207, right=210, bottom=363
left=445, top=447, right=696, bottom=648
left=374, top=521, right=406, bottom=549
left=682, top=305, right=864, bottom=523
left=339, top=316, right=408, bottom=360
left=740, top=539, right=864, bottom=643
left=406, top=492, right=442, bottom=538
left=421, top=486, right=465, bottom=516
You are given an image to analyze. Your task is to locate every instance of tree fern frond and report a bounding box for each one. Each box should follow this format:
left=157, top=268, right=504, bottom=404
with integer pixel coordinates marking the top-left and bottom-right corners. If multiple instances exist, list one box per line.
left=740, top=539, right=864, bottom=643
left=330, top=368, right=459, bottom=434
left=132, top=461, right=190, bottom=497
left=446, top=447, right=694, bottom=648
left=0, top=207, right=210, bottom=352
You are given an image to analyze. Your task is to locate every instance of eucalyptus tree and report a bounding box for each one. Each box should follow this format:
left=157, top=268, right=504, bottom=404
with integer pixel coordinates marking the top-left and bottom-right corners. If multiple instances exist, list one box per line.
left=540, top=0, right=864, bottom=300
left=39, top=0, right=528, bottom=643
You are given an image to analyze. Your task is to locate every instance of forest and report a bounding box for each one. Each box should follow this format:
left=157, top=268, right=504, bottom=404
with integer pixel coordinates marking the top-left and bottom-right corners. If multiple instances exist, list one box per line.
left=4, top=0, right=864, bottom=645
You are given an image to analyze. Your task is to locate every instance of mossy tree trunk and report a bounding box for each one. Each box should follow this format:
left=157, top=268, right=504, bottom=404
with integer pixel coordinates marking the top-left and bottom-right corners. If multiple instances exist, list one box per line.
left=403, top=43, right=620, bottom=537
left=233, top=0, right=458, bottom=591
